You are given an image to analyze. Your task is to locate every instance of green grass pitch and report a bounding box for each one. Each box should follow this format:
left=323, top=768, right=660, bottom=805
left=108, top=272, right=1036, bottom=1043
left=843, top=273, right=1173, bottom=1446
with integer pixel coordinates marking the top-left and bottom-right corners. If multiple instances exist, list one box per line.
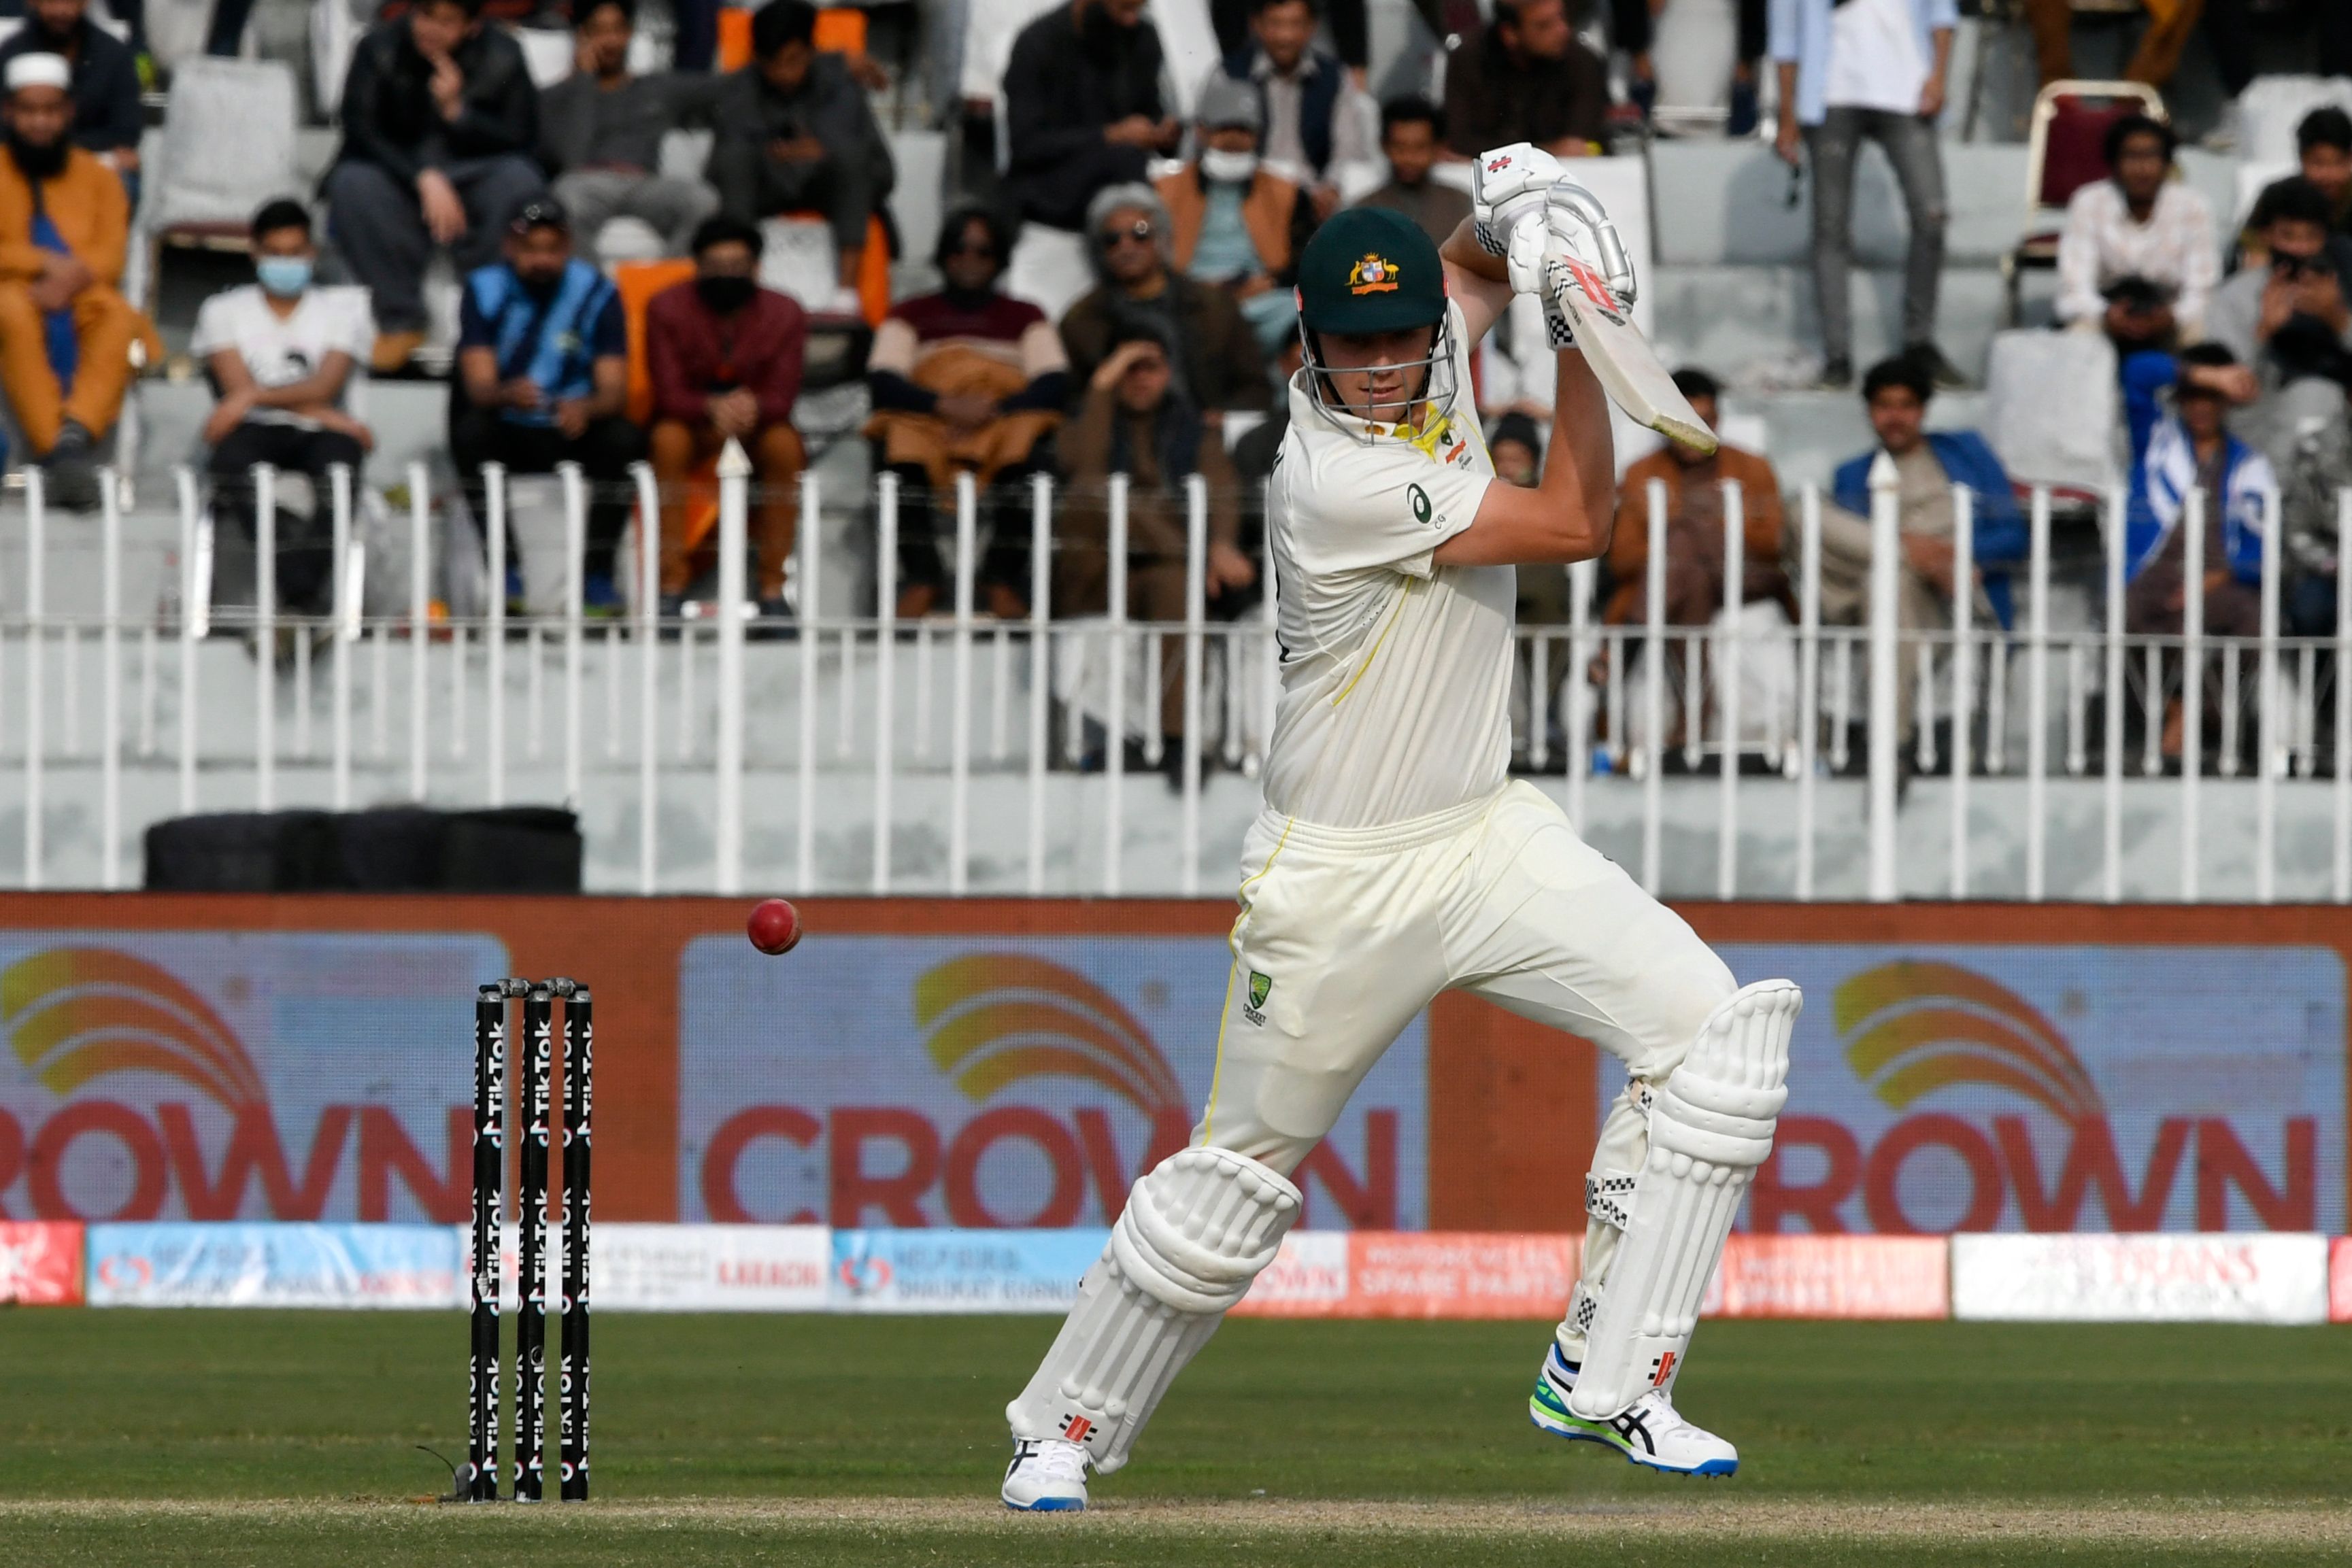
left=0, top=1310, right=2346, bottom=1565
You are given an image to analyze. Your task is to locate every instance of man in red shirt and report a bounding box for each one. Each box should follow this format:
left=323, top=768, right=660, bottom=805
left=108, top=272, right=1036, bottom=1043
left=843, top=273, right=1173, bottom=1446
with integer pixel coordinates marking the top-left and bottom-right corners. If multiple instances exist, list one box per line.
left=645, top=214, right=807, bottom=618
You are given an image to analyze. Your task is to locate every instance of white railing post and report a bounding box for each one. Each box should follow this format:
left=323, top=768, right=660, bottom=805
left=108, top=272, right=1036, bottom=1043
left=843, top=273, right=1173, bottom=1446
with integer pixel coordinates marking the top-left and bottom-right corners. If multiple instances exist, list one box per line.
left=406, top=461, right=431, bottom=802
left=254, top=463, right=276, bottom=811
left=796, top=469, right=820, bottom=893
left=1797, top=486, right=1820, bottom=900
left=330, top=464, right=355, bottom=811
left=1717, top=479, right=1742, bottom=900
left=714, top=439, right=750, bottom=897
left=99, top=469, right=120, bottom=889
left=2181, top=485, right=2204, bottom=900
left=1866, top=455, right=1900, bottom=902
left=23, top=468, right=44, bottom=889
left=175, top=468, right=202, bottom=815
left=1566, top=556, right=1594, bottom=828
left=1641, top=477, right=1666, bottom=893
left=1181, top=473, right=1207, bottom=897
left=2337, top=487, right=2352, bottom=902
left=559, top=462, right=587, bottom=810
left=631, top=462, right=660, bottom=893
left=1026, top=473, right=1052, bottom=894
left=1105, top=475, right=1129, bottom=896
left=949, top=472, right=977, bottom=894
left=2026, top=485, right=2050, bottom=900
left=2102, top=483, right=2125, bottom=902
left=1949, top=485, right=1973, bottom=897
left=872, top=472, right=898, bottom=893
left=2257, top=485, right=2281, bottom=902
left=485, top=461, right=507, bottom=808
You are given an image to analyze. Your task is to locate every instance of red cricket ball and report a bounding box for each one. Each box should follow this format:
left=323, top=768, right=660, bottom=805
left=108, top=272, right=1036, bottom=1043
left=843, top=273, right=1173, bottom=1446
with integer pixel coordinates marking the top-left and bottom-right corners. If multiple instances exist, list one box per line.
left=747, top=898, right=803, bottom=955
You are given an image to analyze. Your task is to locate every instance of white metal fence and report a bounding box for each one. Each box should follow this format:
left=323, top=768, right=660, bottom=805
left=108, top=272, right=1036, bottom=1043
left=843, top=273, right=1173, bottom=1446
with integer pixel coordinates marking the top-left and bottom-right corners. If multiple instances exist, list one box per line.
left=7, top=456, right=2352, bottom=901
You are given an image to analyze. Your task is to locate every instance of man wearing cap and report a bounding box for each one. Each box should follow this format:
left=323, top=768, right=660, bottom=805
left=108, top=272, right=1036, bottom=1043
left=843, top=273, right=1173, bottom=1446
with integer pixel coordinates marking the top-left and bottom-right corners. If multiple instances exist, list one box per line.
left=0, top=50, right=155, bottom=509
left=449, top=199, right=639, bottom=585
left=0, top=0, right=141, bottom=204
left=1001, top=156, right=1794, bottom=1510
left=1153, top=73, right=1316, bottom=354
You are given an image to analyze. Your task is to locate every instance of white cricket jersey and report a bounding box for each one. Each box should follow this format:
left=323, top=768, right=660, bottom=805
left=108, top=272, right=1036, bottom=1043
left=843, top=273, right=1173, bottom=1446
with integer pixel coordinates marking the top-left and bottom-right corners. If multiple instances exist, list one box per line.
left=1262, top=301, right=1511, bottom=828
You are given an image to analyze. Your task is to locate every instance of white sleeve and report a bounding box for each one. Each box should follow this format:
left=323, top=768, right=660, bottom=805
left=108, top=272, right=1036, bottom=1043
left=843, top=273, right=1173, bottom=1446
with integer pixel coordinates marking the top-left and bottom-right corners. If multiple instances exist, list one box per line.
left=1283, top=437, right=1492, bottom=579
left=2053, top=186, right=2105, bottom=325
left=188, top=291, right=237, bottom=361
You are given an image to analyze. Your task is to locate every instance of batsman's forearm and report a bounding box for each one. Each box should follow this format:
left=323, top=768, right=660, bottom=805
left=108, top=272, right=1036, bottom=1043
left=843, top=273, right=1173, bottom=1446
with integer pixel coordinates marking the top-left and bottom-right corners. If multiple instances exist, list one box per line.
left=1549, top=347, right=1616, bottom=547
left=1440, top=219, right=1507, bottom=284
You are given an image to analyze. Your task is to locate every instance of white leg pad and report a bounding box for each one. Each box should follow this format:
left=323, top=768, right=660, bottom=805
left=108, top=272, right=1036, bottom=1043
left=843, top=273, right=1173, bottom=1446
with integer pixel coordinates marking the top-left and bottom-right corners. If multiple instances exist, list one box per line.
left=1007, top=1146, right=1300, bottom=1473
left=1566, top=979, right=1798, bottom=1419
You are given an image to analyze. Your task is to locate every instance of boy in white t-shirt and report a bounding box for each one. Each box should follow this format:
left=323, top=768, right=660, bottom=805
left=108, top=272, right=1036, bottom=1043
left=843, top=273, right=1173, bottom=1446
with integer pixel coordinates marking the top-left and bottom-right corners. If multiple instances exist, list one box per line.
left=190, top=199, right=376, bottom=612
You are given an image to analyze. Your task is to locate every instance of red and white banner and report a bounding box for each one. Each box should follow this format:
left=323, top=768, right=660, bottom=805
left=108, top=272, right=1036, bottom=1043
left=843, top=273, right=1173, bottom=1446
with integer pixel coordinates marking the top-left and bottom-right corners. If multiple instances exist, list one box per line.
left=1703, top=1235, right=1949, bottom=1319
left=0, top=1221, right=83, bottom=1304
left=1952, top=1232, right=2330, bottom=1324
left=2331, top=1236, right=2351, bottom=1324
left=592, top=1223, right=830, bottom=1311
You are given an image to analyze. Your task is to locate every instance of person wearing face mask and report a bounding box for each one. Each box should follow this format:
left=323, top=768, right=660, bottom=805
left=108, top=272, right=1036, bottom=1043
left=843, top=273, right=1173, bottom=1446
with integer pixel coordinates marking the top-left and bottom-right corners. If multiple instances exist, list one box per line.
left=191, top=198, right=375, bottom=615
left=450, top=199, right=640, bottom=585
left=1154, top=74, right=1315, bottom=354
left=645, top=214, right=807, bottom=622
left=0, top=52, right=156, bottom=511
left=0, top=0, right=140, bottom=204
left=864, top=204, right=1069, bottom=619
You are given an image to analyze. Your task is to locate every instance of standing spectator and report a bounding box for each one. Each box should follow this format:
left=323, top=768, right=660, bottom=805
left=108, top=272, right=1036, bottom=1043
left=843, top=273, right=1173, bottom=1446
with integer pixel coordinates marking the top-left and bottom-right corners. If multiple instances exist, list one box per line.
left=0, top=54, right=151, bottom=510
left=2054, top=114, right=2216, bottom=354
left=448, top=200, right=641, bottom=581
left=1058, top=328, right=1253, bottom=764
left=193, top=199, right=375, bottom=615
left=2242, top=109, right=2352, bottom=263
left=1001, top=0, right=1179, bottom=234
left=1355, top=96, right=1471, bottom=247
left=2023, top=0, right=2202, bottom=92
left=1442, top=0, right=1611, bottom=160
left=1060, top=183, right=1272, bottom=416
left=1614, top=0, right=1768, bottom=134
left=1155, top=75, right=1316, bottom=355
left=645, top=215, right=806, bottom=622
left=865, top=205, right=1068, bottom=620
left=1606, top=369, right=1790, bottom=630
left=0, top=0, right=139, bottom=203
left=2204, top=180, right=2352, bottom=478
left=538, top=0, right=722, bottom=260
left=2121, top=342, right=2272, bottom=760
left=707, top=0, right=894, bottom=316
left=1817, top=356, right=2024, bottom=750
left=1209, top=0, right=1371, bottom=216
left=323, top=0, right=545, bottom=373
left=1771, top=0, right=1962, bottom=392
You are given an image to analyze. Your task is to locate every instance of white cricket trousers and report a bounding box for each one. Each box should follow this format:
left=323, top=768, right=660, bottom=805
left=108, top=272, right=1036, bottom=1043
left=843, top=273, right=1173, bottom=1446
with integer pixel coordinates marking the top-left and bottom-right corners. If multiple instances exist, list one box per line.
left=1197, top=780, right=1737, bottom=1354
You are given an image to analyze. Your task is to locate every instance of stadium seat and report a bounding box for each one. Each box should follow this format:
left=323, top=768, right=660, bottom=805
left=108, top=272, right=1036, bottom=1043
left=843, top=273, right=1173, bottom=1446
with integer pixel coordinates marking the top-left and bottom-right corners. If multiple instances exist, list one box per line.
left=2000, top=80, right=2166, bottom=325
left=718, top=6, right=866, bottom=70
left=139, top=58, right=302, bottom=321
left=1983, top=327, right=2119, bottom=512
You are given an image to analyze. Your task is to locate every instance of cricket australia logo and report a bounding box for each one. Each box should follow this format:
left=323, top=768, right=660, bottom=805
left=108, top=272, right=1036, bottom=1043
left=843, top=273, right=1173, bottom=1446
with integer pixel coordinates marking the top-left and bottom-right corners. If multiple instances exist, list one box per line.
left=1347, top=253, right=1399, bottom=295
left=1243, top=971, right=1272, bottom=1027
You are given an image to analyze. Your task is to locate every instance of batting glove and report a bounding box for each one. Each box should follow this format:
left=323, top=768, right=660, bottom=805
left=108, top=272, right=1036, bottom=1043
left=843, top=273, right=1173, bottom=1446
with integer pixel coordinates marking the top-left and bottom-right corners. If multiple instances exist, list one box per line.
left=1471, top=142, right=1564, bottom=257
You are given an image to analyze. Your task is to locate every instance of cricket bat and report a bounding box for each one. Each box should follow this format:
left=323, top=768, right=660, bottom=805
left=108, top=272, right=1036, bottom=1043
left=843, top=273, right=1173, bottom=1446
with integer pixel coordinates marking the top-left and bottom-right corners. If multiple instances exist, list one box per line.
left=1549, top=253, right=1717, bottom=458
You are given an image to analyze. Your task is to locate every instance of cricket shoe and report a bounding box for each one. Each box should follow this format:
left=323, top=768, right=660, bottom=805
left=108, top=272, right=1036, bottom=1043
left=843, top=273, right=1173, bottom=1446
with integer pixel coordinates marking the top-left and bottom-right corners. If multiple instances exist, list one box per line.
left=1002, top=1437, right=1090, bottom=1511
left=1528, top=1343, right=1738, bottom=1478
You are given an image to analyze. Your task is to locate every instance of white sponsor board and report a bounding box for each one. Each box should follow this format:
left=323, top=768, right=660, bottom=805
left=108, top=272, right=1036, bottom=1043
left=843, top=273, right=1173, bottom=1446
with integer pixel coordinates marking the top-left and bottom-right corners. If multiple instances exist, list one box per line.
left=593, top=1223, right=830, bottom=1312
left=1239, top=1231, right=1351, bottom=1311
left=1953, top=1233, right=2330, bottom=1325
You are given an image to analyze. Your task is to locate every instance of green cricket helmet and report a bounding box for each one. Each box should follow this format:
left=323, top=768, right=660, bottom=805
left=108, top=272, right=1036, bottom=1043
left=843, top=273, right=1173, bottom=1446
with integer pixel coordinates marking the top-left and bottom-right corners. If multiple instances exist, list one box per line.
left=1293, top=205, right=1458, bottom=430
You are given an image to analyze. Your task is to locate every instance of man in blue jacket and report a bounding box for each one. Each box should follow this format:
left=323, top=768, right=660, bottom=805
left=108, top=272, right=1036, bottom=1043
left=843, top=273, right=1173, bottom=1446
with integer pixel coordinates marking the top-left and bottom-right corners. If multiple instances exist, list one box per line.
left=1822, top=354, right=2023, bottom=752
left=1206, top=0, right=1370, bottom=218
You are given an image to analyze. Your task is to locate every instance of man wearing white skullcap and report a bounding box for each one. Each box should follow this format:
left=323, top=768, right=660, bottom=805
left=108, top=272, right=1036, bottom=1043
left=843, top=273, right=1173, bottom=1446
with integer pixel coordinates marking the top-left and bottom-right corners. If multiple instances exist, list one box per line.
left=0, top=0, right=144, bottom=202
left=0, top=48, right=158, bottom=509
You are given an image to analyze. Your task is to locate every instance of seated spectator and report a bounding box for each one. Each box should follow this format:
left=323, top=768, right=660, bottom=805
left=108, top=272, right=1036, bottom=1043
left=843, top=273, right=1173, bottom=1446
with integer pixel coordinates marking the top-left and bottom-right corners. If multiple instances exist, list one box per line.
left=1442, top=0, right=1610, bottom=160
left=1001, top=0, right=1179, bottom=234
left=2122, top=342, right=2272, bottom=758
left=1208, top=0, right=1370, bottom=217
left=707, top=0, right=894, bottom=316
left=645, top=215, right=805, bottom=622
left=448, top=199, right=641, bottom=583
left=865, top=204, right=1068, bottom=621
left=2205, top=179, right=2352, bottom=479
left=192, top=199, right=375, bottom=615
left=1058, top=328, right=1253, bottom=762
left=0, top=0, right=137, bottom=203
left=323, top=0, right=545, bottom=373
left=1613, top=0, right=1766, bottom=133
left=538, top=0, right=722, bottom=260
left=2055, top=114, right=2215, bottom=354
left=1155, top=75, right=1314, bottom=355
left=1355, top=97, right=1470, bottom=247
left=1819, top=355, right=2025, bottom=749
left=1060, top=183, right=1271, bottom=417
left=0, top=54, right=152, bottom=510
left=2242, top=109, right=2352, bottom=265
left=2023, top=0, right=2201, bottom=91
left=1606, top=369, right=1789, bottom=628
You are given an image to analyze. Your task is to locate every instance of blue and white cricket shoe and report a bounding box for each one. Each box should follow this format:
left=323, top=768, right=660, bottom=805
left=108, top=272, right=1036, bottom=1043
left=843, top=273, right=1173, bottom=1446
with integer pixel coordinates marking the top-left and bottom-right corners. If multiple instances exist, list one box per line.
left=1528, top=1342, right=1739, bottom=1478
left=1002, top=1437, right=1090, bottom=1511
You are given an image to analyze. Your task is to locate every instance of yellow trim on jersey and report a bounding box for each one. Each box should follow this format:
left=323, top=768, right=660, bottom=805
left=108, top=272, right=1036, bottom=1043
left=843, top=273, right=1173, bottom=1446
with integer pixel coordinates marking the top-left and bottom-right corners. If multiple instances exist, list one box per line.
left=1203, top=815, right=1298, bottom=1145
left=1329, top=575, right=1415, bottom=706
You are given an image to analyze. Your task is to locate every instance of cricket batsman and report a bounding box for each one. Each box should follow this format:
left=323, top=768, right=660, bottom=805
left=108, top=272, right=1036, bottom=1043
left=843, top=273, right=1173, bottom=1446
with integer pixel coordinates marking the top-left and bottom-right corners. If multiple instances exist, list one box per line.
left=1001, top=146, right=1800, bottom=1511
